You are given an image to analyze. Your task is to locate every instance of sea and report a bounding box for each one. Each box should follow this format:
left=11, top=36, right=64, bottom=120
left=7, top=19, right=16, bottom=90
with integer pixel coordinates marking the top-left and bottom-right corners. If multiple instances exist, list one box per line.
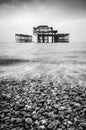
left=0, top=42, right=86, bottom=79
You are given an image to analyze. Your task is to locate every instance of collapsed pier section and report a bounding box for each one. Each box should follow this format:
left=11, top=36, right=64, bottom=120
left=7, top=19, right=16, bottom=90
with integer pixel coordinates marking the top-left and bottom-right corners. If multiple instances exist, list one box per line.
left=15, top=34, right=32, bottom=43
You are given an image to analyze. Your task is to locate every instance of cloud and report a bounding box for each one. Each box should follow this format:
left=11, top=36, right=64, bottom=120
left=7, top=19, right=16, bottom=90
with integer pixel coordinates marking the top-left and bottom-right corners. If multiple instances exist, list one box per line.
left=0, top=0, right=86, bottom=24
left=0, top=0, right=86, bottom=6
left=0, top=0, right=33, bottom=6
left=0, top=0, right=86, bottom=12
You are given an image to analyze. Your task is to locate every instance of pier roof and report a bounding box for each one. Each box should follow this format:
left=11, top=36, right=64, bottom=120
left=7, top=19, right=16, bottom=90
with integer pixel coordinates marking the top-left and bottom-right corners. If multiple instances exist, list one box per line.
left=15, top=34, right=32, bottom=37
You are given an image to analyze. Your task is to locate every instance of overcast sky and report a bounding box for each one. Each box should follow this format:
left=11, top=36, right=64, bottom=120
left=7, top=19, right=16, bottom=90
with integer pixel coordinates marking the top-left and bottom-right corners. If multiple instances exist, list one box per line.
left=0, top=0, right=86, bottom=42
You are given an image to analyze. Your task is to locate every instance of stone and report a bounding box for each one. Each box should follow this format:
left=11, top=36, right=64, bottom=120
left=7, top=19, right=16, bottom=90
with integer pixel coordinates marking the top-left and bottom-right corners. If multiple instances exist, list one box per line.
left=81, top=122, right=86, bottom=128
left=59, top=106, right=66, bottom=110
left=52, top=92, right=57, bottom=96
left=18, top=128, right=24, bottom=130
left=25, top=105, right=32, bottom=110
left=67, top=121, right=72, bottom=125
left=58, top=114, right=64, bottom=122
left=55, top=120, right=60, bottom=126
left=11, top=117, right=17, bottom=122
left=73, top=102, right=81, bottom=107
left=75, top=96, right=81, bottom=101
left=21, top=111, right=26, bottom=115
left=11, top=128, right=17, bottom=130
left=63, top=95, right=69, bottom=99
left=32, top=113, right=38, bottom=120
left=16, top=95, right=20, bottom=99
left=25, top=123, right=30, bottom=129
left=35, top=107, right=40, bottom=111
left=1, top=113, right=5, bottom=118
left=56, top=97, right=59, bottom=101
left=18, top=103, right=24, bottom=109
left=41, top=119, right=47, bottom=125
left=48, top=111, right=54, bottom=118
left=47, top=123, right=54, bottom=129
left=4, top=116, right=10, bottom=120
left=68, top=107, right=72, bottom=113
left=34, top=120, right=39, bottom=125
left=25, top=117, right=33, bottom=124
left=54, top=104, right=59, bottom=109
left=16, top=118, right=23, bottom=123
left=14, top=111, right=20, bottom=116
left=47, top=99, right=51, bottom=104
left=47, top=120, right=60, bottom=129
left=40, top=99, right=45, bottom=104
left=39, top=125, right=45, bottom=129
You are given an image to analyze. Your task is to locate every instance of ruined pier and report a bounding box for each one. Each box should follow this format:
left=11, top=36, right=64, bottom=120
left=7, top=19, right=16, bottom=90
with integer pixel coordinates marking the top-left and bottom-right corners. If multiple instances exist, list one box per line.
left=33, top=25, right=69, bottom=43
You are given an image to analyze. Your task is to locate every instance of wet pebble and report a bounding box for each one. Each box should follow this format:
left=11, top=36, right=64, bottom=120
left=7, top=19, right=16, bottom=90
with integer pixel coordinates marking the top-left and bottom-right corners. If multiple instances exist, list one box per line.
left=25, top=117, right=33, bottom=124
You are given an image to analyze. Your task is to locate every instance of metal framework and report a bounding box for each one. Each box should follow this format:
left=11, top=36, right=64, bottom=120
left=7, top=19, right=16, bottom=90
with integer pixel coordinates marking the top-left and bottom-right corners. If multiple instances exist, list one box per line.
left=33, top=25, right=69, bottom=43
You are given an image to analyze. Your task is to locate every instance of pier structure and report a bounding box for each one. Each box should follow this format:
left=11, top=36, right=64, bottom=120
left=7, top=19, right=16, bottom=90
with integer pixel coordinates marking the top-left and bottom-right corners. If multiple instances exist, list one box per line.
left=55, top=33, right=69, bottom=42
left=15, top=34, right=32, bottom=43
left=33, top=25, right=69, bottom=43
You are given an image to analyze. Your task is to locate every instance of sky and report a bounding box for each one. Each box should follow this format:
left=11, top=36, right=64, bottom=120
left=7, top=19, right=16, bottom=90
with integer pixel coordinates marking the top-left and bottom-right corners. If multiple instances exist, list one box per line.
left=0, top=0, right=86, bottom=42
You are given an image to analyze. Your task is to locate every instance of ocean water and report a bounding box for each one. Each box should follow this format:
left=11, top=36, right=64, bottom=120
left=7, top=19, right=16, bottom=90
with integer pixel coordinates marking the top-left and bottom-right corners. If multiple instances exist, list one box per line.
left=0, top=42, right=86, bottom=78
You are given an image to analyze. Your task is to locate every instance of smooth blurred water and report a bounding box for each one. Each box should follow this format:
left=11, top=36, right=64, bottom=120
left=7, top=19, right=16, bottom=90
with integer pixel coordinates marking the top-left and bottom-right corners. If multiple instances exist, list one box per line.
left=0, top=42, right=86, bottom=60
left=0, top=42, right=86, bottom=77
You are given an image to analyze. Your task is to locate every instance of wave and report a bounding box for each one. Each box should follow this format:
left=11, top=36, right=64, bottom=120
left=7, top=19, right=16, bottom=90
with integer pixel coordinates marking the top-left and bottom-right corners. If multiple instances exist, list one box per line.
left=0, top=57, right=86, bottom=66
left=0, top=58, right=29, bottom=66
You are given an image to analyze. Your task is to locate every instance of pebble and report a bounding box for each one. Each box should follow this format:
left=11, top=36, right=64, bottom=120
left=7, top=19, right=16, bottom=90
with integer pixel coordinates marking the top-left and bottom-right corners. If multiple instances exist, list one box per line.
left=59, top=106, right=66, bottom=110
left=67, top=121, right=72, bottom=125
left=34, top=120, right=39, bottom=125
left=25, top=118, right=33, bottom=124
left=16, top=118, right=23, bottom=123
left=68, top=107, right=72, bottom=113
left=25, top=105, right=32, bottom=110
left=14, top=111, right=20, bottom=115
left=32, top=112, right=38, bottom=120
left=47, top=123, right=54, bottom=129
left=11, top=128, right=17, bottom=130
left=54, top=104, right=59, bottom=109
left=48, top=120, right=60, bottom=129
left=41, top=119, right=47, bottom=125
left=11, top=118, right=17, bottom=122
left=73, top=102, right=81, bottom=107
left=25, top=123, right=30, bottom=129
left=39, top=125, right=45, bottom=129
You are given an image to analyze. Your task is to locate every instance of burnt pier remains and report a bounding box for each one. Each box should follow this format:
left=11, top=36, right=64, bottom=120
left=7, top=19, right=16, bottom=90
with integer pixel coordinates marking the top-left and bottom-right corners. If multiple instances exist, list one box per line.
left=33, top=25, right=69, bottom=43
left=15, top=34, right=32, bottom=43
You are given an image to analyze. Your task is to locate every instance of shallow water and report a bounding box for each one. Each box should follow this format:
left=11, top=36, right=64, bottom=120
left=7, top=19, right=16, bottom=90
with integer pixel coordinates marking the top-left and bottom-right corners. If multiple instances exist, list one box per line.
left=0, top=42, right=86, bottom=78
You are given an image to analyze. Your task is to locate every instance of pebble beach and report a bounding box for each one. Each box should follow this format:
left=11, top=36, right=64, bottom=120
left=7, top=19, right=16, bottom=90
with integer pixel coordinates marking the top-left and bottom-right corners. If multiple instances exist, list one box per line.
left=0, top=42, right=86, bottom=130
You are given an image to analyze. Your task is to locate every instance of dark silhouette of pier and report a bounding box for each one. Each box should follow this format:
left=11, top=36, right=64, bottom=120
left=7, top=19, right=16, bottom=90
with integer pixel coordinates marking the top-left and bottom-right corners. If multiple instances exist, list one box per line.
left=15, top=25, right=69, bottom=43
